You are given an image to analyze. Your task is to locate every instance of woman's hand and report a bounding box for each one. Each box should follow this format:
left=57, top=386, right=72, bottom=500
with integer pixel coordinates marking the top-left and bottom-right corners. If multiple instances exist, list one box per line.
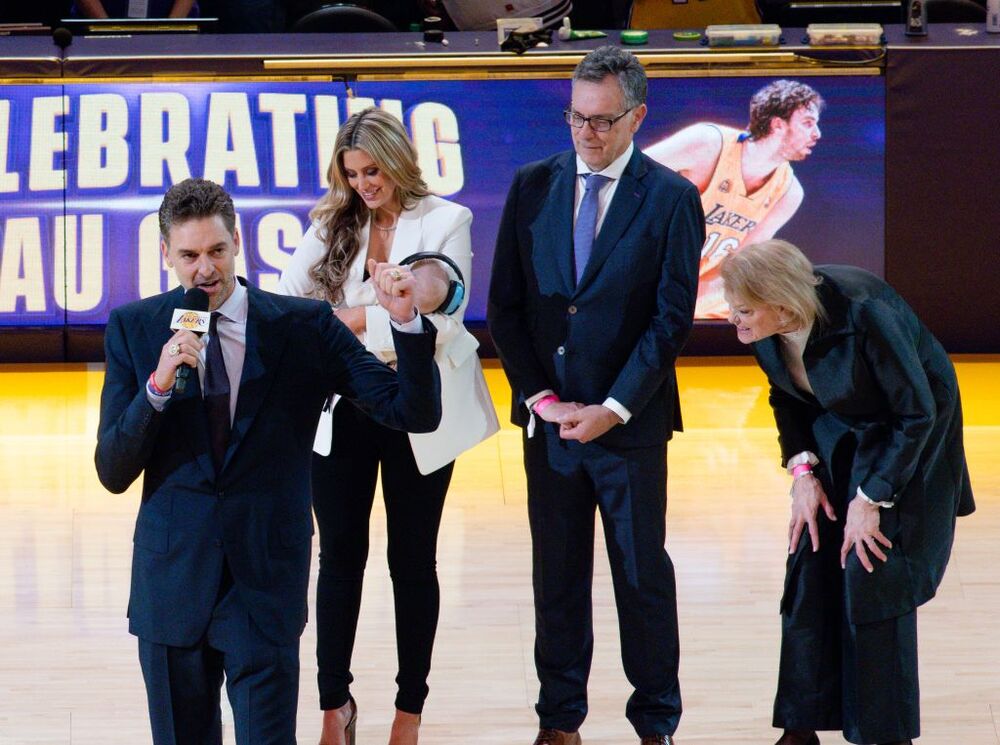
left=840, top=497, right=892, bottom=572
left=333, top=306, right=366, bottom=336
left=788, top=474, right=838, bottom=554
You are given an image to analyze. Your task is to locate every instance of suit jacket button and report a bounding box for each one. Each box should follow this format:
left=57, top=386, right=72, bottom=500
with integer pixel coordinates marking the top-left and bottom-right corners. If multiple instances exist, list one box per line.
left=557, top=346, right=565, bottom=355
left=568, top=305, right=577, bottom=315
left=217, top=490, right=225, bottom=500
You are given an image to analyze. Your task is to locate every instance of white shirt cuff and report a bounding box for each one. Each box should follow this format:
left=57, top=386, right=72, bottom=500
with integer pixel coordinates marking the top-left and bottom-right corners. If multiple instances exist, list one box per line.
left=146, top=380, right=172, bottom=411
left=389, top=311, right=423, bottom=334
left=786, top=450, right=819, bottom=473
left=602, top=397, right=631, bottom=424
left=525, top=389, right=556, bottom=414
left=857, top=486, right=895, bottom=508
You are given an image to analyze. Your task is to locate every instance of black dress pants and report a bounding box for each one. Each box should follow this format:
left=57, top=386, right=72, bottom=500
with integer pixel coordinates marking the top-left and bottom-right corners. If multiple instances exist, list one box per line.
left=312, top=399, right=453, bottom=714
left=137, top=563, right=300, bottom=745
left=773, top=510, right=920, bottom=744
left=523, top=425, right=681, bottom=738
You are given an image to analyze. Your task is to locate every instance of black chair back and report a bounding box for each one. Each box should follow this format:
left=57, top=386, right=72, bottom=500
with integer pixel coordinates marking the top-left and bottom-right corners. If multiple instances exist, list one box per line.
left=925, top=0, right=986, bottom=21
left=290, top=3, right=397, bottom=32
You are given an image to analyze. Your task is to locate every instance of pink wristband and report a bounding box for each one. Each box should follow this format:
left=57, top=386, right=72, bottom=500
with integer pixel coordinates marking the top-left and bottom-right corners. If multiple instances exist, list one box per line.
left=532, top=394, right=560, bottom=414
left=148, top=371, right=172, bottom=396
left=791, top=463, right=813, bottom=479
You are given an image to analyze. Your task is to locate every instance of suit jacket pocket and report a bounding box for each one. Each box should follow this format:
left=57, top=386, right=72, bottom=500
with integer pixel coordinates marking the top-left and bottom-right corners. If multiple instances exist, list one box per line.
left=278, top=516, right=316, bottom=548
left=133, top=520, right=169, bottom=554
left=843, top=508, right=917, bottom=625
left=441, top=331, right=480, bottom=370
left=779, top=538, right=810, bottom=616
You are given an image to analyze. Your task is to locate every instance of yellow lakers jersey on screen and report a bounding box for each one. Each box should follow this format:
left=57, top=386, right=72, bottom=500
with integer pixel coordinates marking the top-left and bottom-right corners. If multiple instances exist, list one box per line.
left=696, top=127, right=793, bottom=318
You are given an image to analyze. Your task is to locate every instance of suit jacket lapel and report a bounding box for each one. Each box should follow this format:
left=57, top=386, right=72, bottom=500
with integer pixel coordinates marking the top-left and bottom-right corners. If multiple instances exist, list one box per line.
left=576, top=148, right=647, bottom=294
left=532, top=153, right=576, bottom=296
left=224, top=285, right=287, bottom=471
left=755, top=337, right=800, bottom=399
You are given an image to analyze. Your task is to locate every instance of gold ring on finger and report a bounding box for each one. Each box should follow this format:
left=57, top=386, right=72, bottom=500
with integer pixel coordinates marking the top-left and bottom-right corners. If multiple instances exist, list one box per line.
left=389, top=269, right=402, bottom=281
left=169, top=343, right=180, bottom=356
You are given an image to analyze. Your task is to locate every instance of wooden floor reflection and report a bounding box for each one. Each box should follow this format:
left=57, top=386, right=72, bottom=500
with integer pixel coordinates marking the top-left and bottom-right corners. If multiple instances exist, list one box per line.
left=0, top=359, right=998, bottom=744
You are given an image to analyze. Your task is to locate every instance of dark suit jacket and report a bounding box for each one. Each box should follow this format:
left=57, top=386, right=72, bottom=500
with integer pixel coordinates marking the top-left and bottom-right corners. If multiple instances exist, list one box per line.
left=95, top=281, right=440, bottom=647
left=487, top=147, right=704, bottom=448
left=753, top=266, right=975, bottom=625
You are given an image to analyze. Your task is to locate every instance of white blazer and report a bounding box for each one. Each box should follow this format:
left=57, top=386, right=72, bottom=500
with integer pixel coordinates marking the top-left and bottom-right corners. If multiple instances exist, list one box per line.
left=277, top=194, right=499, bottom=474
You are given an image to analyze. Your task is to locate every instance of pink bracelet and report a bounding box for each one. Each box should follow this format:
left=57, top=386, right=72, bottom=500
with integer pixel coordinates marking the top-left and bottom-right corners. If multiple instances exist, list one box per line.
left=148, top=371, right=172, bottom=396
left=791, top=463, right=813, bottom=479
left=532, top=394, right=560, bottom=414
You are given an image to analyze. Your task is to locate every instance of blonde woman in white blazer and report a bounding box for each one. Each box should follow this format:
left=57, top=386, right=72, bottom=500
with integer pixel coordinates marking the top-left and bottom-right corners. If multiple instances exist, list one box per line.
left=277, top=107, right=497, bottom=745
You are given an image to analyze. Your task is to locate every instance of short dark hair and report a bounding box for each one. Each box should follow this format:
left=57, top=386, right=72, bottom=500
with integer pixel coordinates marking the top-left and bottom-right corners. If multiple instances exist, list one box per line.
left=572, top=45, right=647, bottom=110
left=158, top=178, right=236, bottom=242
left=747, top=80, right=824, bottom=140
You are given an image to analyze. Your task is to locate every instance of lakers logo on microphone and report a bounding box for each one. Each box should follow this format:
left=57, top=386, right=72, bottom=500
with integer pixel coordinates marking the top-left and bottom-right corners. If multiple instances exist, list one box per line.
left=170, top=308, right=211, bottom=333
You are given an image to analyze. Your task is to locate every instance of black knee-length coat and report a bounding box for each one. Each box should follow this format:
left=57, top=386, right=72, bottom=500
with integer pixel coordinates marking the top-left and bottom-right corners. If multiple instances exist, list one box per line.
left=751, top=265, right=975, bottom=625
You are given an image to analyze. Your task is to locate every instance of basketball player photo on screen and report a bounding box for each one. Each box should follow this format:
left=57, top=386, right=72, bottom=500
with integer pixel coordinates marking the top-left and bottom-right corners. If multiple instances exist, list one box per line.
left=645, top=80, right=824, bottom=319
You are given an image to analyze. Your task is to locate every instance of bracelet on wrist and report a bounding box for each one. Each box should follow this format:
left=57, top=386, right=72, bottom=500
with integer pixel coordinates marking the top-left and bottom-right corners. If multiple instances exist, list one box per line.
left=148, top=371, right=172, bottom=396
left=532, top=394, right=560, bottom=414
left=791, top=463, right=814, bottom=481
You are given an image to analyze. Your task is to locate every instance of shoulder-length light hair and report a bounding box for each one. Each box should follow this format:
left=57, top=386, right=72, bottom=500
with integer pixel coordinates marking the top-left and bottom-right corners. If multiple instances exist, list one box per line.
left=308, top=107, right=430, bottom=305
left=721, top=239, right=827, bottom=329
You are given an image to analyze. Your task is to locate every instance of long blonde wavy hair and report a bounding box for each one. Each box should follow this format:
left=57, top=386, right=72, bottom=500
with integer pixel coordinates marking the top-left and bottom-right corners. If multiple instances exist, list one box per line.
left=308, top=107, right=430, bottom=305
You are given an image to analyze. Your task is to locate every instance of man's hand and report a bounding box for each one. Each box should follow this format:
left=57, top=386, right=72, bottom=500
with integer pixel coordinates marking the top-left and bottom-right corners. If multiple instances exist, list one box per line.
left=841, top=497, right=892, bottom=572
left=153, top=329, right=204, bottom=391
left=788, top=474, right=837, bottom=554
left=409, top=259, right=451, bottom=315
left=334, top=306, right=367, bottom=336
left=557, top=405, right=623, bottom=443
left=368, top=259, right=417, bottom=323
left=535, top=400, right=583, bottom=424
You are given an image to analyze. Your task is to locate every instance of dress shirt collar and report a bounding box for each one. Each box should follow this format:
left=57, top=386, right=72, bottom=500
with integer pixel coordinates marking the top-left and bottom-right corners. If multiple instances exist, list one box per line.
left=575, top=142, right=634, bottom=181
left=214, top=279, right=248, bottom=325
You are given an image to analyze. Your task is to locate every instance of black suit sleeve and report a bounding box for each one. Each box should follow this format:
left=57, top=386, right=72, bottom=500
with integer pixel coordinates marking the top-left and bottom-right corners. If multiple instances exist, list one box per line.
left=850, top=300, right=936, bottom=504
left=94, top=308, right=166, bottom=494
left=487, top=167, right=553, bottom=407
left=768, top=383, right=821, bottom=468
left=606, top=182, right=704, bottom=414
left=316, top=305, right=442, bottom=434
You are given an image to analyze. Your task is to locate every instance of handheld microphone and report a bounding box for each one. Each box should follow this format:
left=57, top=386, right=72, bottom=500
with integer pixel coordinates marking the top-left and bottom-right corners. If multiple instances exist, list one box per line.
left=169, top=287, right=210, bottom=394
left=988, top=0, right=1000, bottom=33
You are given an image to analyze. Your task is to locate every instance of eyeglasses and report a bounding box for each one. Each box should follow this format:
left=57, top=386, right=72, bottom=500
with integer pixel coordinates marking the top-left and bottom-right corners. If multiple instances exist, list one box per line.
left=563, top=107, right=634, bottom=133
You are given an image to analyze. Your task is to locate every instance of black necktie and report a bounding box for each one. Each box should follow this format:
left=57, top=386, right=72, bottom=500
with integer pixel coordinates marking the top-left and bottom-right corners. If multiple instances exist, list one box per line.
left=204, top=312, right=231, bottom=473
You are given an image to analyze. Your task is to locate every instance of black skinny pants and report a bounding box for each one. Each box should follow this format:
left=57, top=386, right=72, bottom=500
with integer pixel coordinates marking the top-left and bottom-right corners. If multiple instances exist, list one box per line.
left=311, top=400, right=453, bottom=714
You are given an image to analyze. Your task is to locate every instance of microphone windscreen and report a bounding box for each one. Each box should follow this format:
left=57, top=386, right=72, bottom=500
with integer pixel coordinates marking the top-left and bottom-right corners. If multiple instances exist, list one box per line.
left=52, top=27, right=73, bottom=50
left=181, top=287, right=210, bottom=312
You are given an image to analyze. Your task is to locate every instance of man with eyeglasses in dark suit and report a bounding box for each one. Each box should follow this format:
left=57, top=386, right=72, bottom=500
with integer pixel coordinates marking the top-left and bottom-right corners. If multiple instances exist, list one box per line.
left=488, top=45, right=704, bottom=745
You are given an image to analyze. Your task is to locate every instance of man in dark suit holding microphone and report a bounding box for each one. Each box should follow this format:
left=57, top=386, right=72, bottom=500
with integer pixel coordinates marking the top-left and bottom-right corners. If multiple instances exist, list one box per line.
left=95, top=178, right=440, bottom=744
left=487, top=46, right=704, bottom=745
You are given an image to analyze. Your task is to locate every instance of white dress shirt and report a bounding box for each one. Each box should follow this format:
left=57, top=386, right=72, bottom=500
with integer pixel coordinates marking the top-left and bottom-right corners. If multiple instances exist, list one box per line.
left=525, top=143, right=636, bottom=427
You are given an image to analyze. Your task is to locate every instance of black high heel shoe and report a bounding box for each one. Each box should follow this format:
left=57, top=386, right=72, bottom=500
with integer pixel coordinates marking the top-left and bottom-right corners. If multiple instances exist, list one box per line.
left=775, top=732, right=819, bottom=745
